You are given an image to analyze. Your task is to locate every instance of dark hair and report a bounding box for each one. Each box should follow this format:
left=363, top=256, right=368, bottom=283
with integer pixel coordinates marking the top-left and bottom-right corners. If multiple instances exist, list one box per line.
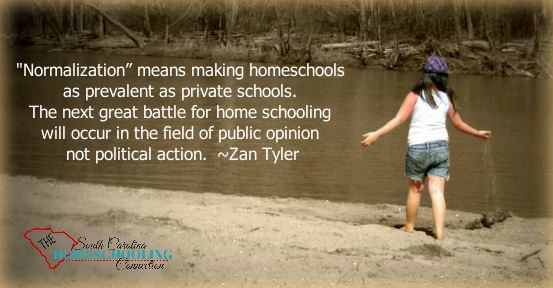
left=412, top=72, right=457, bottom=111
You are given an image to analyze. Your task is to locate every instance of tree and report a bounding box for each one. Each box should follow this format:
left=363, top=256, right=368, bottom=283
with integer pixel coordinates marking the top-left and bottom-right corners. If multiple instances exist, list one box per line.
left=464, top=0, right=474, bottom=39
left=76, top=2, right=84, bottom=33
left=84, top=3, right=144, bottom=47
left=33, top=0, right=63, bottom=42
left=225, top=0, right=238, bottom=46
left=453, top=0, right=462, bottom=53
left=143, top=2, right=153, bottom=38
left=359, top=0, right=367, bottom=41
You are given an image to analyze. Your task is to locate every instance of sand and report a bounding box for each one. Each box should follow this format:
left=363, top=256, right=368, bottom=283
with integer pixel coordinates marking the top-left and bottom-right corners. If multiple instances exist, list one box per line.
left=2, top=175, right=552, bottom=287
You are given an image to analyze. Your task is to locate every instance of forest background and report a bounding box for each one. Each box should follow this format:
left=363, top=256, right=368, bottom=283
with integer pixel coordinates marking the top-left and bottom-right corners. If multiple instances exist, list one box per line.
left=5, top=0, right=553, bottom=77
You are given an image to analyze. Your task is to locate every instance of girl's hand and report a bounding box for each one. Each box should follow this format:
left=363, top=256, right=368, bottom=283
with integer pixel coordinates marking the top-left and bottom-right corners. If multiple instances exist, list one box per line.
left=477, top=130, right=492, bottom=139
left=361, top=132, right=379, bottom=147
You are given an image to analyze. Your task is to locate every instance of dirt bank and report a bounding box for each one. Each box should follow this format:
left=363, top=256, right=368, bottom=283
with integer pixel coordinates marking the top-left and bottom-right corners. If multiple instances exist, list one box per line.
left=3, top=175, right=552, bottom=287
left=16, top=32, right=552, bottom=79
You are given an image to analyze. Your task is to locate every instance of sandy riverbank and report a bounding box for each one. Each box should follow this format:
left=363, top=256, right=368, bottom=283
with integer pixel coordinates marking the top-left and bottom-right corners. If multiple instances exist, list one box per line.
left=2, top=175, right=552, bottom=287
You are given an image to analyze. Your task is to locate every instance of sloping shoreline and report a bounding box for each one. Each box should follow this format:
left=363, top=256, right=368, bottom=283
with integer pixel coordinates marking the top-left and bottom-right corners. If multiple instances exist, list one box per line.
left=14, top=33, right=551, bottom=79
left=3, top=175, right=552, bottom=287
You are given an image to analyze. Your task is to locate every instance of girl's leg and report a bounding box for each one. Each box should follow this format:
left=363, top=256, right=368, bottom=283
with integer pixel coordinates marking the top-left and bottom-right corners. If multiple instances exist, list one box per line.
left=404, top=179, right=424, bottom=232
left=427, top=175, right=446, bottom=240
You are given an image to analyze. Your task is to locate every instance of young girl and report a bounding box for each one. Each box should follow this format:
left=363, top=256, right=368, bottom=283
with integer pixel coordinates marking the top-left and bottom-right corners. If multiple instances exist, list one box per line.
left=361, top=56, right=491, bottom=240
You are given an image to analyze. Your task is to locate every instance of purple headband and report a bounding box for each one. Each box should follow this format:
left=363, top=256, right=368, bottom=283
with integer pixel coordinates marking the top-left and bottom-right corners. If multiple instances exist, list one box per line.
left=423, top=56, right=448, bottom=75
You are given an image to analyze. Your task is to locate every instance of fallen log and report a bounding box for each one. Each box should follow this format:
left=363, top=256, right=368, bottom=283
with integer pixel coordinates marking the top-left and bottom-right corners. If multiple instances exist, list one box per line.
left=504, top=61, right=535, bottom=77
left=500, top=41, right=529, bottom=50
left=86, top=37, right=137, bottom=49
left=321, top=41, right=379, bottom=50
left=462, top=40, right=490, bottom=51
left=84, top=3, right=144, bottom=48
left=501, top=48, right=520, bottom=53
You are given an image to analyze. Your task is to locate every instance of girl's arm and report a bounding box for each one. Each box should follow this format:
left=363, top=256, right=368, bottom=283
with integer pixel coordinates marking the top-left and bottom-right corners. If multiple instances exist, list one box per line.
left=447, top=106, right=491, bottom=138
left=361, top=92, right=418, bottom=147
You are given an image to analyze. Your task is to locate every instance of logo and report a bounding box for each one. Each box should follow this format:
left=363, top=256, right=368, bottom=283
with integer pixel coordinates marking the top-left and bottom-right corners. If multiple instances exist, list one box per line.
left=23, top=227, right=173, bottom=270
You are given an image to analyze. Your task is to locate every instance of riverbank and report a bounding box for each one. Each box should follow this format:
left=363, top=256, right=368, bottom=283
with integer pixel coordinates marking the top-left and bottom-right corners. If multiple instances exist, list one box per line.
left=3, top=174, right=552, bottom=287
left=13, top=31, right=552, bottom=79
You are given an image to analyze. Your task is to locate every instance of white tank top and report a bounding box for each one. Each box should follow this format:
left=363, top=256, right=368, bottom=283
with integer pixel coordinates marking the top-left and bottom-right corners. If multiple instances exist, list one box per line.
left=407, top=90, right=450, bottom=146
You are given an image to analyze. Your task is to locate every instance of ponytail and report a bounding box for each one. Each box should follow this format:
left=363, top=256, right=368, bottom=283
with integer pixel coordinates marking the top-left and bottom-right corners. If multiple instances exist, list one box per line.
left=412, top=72, right=458, bottom=111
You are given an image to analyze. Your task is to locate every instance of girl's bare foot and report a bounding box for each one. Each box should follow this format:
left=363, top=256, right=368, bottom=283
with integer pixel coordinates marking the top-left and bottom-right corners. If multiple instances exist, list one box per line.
left=399, top=226, right=414, bottom=233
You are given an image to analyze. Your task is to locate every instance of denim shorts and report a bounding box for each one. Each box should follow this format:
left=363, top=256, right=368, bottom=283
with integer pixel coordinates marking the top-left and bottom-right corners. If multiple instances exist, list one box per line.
left=404, top=140, right=449, bottom=182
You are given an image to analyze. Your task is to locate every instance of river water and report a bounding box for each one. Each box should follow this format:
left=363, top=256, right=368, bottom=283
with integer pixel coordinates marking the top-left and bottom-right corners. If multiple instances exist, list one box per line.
left=6, top=49, right=550, bottom=217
